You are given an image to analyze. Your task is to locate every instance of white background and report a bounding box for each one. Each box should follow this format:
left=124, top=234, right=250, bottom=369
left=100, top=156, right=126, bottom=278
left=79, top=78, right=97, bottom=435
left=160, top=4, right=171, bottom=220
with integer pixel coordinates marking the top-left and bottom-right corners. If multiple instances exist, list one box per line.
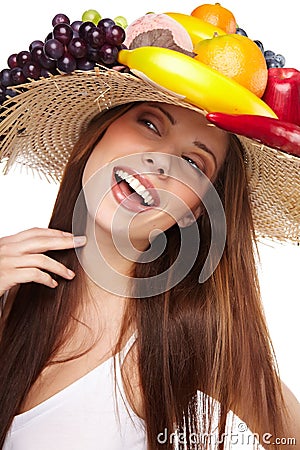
left=0, top=1, right=299, bottom=401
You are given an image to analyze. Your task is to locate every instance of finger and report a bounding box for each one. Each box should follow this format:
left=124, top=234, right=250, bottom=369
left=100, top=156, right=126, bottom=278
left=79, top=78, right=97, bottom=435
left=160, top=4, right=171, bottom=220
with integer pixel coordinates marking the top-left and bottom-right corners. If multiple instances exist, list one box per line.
left=0, top=268, right=59, bottom=292
left=0, top=234, right=87, bottom=257
left=0, top=227, right=73, bottom=245
left=5, top=254, right=76, bottom=280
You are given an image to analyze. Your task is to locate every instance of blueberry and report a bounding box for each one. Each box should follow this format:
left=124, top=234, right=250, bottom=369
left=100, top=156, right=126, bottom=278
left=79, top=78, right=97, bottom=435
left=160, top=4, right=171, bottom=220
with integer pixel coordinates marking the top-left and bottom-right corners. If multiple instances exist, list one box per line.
left=266, top=58, right=281, bottom=69
left=236, top=27, right=248, bottom=36
left=253, top=40, right=264, bottom=53
left=274, top=54, right=285, bottom=67
left=264, top=50, right=275, bottom=60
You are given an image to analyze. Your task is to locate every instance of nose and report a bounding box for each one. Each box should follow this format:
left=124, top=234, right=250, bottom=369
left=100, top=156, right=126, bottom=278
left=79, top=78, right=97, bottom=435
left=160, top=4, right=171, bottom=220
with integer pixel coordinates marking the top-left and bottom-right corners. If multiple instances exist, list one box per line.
left=141, top=153, right=171, bottom=179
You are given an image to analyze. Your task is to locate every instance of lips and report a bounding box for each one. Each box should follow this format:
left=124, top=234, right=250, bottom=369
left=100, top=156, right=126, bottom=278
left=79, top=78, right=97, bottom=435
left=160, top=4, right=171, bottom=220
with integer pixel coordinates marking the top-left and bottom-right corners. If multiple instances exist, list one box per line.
left=111, top=165, right=161, bottom=212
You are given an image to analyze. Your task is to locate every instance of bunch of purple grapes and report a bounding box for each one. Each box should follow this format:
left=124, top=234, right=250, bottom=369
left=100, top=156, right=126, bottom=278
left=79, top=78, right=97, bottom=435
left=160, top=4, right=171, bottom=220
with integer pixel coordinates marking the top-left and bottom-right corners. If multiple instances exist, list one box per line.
left=0, top=13, right=126, bottom=105
left=236, top=27, right=286, bottom=69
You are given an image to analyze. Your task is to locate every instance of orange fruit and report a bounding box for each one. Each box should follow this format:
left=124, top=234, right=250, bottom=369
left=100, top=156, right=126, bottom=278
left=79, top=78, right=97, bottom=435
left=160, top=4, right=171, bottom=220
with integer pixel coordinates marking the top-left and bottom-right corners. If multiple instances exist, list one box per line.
left=191, top=2, right=237, bottom=34
left=194, top=34, right=268, bottom=97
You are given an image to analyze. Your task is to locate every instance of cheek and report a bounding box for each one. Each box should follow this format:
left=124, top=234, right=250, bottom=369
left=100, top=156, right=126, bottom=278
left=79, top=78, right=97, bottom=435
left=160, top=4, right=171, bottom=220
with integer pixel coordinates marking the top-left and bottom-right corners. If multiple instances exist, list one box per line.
left=171, top=180, right=202, bottom=212
left=82, top=125, right=141, bottom=185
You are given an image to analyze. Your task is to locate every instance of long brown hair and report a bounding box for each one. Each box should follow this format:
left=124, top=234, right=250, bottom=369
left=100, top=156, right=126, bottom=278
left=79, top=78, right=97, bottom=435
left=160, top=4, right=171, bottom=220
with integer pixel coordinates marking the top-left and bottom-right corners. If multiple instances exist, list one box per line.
left=0, top=104, right=288, bottom=448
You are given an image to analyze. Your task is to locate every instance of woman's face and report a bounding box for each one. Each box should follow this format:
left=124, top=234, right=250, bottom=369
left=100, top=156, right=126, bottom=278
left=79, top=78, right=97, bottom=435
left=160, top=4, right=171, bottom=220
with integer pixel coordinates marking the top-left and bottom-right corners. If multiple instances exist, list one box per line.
left=82, top=102, right=228, bottom=247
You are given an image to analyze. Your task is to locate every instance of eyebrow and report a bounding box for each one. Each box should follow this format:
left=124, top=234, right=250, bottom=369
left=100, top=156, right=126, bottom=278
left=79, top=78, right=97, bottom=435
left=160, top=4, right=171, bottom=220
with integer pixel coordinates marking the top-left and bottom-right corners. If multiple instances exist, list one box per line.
left=148, top=104, right=176, bottom=125
left=193, top=140, right=218, bottom=170
left=148, top=104, right=218, bottom=169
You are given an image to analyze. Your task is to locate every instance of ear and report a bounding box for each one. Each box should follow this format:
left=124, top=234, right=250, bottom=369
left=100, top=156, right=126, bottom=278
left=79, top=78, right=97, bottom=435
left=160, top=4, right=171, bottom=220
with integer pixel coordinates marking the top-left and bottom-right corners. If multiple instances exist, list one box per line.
left=177, top=205, right=202, bottom=228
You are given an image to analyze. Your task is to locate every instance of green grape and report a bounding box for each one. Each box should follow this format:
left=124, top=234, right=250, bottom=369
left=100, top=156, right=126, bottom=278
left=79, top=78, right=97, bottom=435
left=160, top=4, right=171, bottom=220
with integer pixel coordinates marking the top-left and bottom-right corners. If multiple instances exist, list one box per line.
left=82, top=9, right=101, bottom=25
left=114, top=15, right=128, bottom=29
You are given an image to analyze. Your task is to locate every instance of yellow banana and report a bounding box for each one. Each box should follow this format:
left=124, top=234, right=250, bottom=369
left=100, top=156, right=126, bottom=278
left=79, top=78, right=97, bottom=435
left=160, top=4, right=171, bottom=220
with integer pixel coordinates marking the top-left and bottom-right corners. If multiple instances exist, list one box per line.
left=165, top=12, right=225, bottom=47
left=117, top=47, right=277, bottom=118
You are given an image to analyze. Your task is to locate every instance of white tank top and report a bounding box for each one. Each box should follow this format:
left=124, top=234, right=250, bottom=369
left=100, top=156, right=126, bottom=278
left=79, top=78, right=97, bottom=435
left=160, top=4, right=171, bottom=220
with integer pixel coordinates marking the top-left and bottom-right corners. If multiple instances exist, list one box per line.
left=3, top=334, right=146, bottom=450
left=3, top=333, right=264, bottom=450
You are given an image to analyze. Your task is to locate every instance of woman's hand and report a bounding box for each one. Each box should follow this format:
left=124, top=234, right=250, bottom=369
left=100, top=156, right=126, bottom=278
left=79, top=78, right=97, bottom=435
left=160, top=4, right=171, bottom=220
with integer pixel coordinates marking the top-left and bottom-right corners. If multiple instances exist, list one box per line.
left=0, top=227, right=86, bottom=296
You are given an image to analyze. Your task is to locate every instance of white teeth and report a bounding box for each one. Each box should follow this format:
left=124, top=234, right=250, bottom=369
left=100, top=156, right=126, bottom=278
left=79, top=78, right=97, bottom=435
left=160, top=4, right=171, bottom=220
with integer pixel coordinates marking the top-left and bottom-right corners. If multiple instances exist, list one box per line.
left=115, top=169, right=155, bottom=206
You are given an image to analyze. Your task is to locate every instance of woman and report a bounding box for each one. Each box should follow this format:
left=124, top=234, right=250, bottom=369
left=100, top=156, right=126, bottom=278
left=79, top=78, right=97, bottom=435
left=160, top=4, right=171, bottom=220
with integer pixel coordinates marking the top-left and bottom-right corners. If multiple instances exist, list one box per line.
left=0, top=10, right=300, bottom=450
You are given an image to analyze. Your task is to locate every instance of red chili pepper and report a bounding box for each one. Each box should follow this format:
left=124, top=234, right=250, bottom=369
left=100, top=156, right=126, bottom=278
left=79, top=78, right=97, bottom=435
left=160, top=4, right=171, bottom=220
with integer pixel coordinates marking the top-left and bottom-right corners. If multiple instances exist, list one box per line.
left=206, top=112, right=300, bottom=158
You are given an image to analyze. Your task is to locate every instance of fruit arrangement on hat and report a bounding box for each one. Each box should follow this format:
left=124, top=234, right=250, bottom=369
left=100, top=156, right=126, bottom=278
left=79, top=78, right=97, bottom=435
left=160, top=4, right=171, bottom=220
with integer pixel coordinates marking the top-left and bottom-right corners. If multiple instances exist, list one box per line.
left=0, top=3, right=299, bottom=156
left=0, top=3, right=299, bottom=243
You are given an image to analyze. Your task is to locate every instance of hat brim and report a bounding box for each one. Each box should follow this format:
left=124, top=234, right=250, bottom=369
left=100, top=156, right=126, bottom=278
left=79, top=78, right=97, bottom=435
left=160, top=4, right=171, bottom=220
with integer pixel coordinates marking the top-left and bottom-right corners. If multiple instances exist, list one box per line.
left=0, top=67, right=299, bottom=243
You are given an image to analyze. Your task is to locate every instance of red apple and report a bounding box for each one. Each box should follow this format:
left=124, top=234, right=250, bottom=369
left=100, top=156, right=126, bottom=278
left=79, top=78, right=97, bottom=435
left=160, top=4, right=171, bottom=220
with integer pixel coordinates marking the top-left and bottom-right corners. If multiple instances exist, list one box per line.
left=262, top=68, right=300, bottom=126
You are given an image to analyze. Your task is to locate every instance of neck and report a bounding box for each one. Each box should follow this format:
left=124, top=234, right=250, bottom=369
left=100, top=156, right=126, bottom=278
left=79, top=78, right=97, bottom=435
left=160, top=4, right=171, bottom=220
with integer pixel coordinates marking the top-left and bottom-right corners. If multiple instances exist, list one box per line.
left=79, top=213, right=150, bottom=298
left=74, top=214, right=137, bottom=339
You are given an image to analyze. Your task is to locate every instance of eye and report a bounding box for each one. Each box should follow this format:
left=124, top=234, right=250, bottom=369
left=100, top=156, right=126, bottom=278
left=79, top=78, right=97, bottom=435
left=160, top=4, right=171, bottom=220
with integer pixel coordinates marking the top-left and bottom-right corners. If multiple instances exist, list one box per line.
left=182, top=155, right=204, bottom=173
left=144, top=119, right=157, bottom=132
left=138, top=116, right=161, bottom=135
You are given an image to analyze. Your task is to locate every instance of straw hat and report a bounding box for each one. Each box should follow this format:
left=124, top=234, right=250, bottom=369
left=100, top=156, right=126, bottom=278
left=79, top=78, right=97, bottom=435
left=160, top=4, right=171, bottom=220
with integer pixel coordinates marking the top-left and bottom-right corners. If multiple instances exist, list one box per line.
left=0, top=43, right=299, bottom=245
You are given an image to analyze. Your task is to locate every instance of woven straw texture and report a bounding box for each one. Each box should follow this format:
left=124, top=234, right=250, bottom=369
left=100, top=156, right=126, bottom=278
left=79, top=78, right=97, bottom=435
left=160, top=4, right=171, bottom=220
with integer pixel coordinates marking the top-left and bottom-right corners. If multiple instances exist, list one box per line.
left=0, top=68, right=299, bottom=243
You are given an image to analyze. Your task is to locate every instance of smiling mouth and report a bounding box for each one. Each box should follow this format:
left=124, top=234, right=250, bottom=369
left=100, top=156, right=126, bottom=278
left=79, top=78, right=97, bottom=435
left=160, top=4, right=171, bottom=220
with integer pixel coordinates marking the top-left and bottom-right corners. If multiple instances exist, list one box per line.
left=111, top=166, right=160, bottom=212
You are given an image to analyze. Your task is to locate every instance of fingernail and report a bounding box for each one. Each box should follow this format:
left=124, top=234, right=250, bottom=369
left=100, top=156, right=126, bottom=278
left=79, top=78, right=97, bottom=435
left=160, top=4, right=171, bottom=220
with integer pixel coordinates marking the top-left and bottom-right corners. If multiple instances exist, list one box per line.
left=67, top=269, right=75, bottom=277
left=73, top=235, right=87, bottom=245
